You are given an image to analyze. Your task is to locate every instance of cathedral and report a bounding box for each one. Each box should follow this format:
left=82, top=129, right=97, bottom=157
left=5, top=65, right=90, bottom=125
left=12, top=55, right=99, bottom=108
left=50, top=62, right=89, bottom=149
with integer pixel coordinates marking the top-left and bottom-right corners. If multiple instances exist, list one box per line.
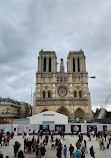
left=33, top=49, right=92, bottom=119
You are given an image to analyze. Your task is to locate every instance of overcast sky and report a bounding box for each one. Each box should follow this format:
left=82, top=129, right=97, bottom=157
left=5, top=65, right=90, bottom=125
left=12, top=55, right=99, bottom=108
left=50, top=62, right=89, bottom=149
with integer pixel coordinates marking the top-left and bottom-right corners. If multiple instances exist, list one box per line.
left=0, top=0, right=111, bottom=111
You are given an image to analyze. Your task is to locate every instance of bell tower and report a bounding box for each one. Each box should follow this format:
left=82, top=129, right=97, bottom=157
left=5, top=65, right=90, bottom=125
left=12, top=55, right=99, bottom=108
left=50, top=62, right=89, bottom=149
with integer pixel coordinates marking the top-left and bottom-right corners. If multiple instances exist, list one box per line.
left=37, top=49, right=57, bottom=73
left=67, top=49, right=86, bottom=73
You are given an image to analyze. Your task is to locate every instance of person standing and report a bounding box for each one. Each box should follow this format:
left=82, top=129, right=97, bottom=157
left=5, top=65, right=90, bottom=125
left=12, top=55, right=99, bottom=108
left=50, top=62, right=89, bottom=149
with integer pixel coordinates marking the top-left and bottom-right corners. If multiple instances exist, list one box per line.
left=37, top=138, right=40, bottom=145
left=81, top=147, right=85, bottom=158
left=18, top=149, right=24, bottom=158
left=57, top=145, right=62, bottom=158
left=98, top=138, right=102, bottom=150
left=76, top=140, right=81, bottom=150
left=27, top=138, right=32, bottom=153
left=36, top=144, right=39, bottom=158
left=45, top=134, right=49, bottom=145
left=104, top=132, right=107, bottom=142
left=0, top=151, right=3, bottom=158
left=63, top=145, right=67, bottom=158
left=13, top=141, right=20, bottom=157
left=69, top=144, right=74, bottom=158
left=32, top=139, right=36, bottom=153
left=89, top=146, right=95, bottom=158
left=101, top=138, right=105, bottom=150
left=41, top=143, right=46, bottom=158
left=11, top=131, right=14, bottom=139
left=33, top=129, right=35, bottom=135
left=84, top=140, right=88, bottom=153
left=22, top=132, right=24, bottom=139
left=75, top=148, right=81, bottom=158
left=62, top=131, right=64, bottom=139
left=71, top=128, right=74, bottom=137
left=0, top=135, right=2, bottom=147
left=37, top=144, right=41, bottom=158
left=107, top=134, right=111, bottom=144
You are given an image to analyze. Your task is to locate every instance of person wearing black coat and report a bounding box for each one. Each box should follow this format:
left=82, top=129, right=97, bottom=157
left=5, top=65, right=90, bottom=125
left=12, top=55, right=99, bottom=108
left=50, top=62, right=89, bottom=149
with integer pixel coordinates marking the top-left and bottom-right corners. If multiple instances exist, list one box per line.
left=18, top=150, right=24, bottom=158
left=41, top=143, right=46, bottom=158
left=0, top=151, right=3, bottom=158
left=56, top=145, right=62, bottom=158
left=36, top=144, right=39, bottom=158
left=69, top=144, right=74, bottom=157
left=45, top=134, right=49, bottom=145
left=27, top=139, right=32, bottom=153
left=13, top=141, right=20, bottom=157
left=89, top=146, right=95, bottom=158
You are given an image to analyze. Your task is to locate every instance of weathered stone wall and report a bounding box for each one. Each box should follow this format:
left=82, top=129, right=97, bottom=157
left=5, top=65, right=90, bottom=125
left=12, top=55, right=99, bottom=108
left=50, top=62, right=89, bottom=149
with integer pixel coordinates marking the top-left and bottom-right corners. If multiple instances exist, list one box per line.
left=33, top=50, right=93, bottom=119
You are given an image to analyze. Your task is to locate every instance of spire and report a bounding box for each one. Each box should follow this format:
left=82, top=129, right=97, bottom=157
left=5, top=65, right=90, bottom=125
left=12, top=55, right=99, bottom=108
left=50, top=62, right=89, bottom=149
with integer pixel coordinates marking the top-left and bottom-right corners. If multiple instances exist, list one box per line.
left=60, top=58, right=64, bottom=72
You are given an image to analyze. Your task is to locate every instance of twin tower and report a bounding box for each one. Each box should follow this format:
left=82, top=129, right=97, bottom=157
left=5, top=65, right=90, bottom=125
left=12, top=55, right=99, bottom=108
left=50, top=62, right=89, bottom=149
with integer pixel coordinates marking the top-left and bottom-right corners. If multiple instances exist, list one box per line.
left=33, top=49, right=92, bottom=119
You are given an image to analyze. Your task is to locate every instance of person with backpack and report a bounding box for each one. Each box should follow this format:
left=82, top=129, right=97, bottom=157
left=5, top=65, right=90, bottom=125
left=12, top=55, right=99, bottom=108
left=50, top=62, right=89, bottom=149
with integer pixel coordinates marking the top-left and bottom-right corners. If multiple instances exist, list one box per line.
left=76, top=148, right=81, bottom=158
left=75, top=147, right=81, bottom=158
left=69, top=144, right=74, bottom=158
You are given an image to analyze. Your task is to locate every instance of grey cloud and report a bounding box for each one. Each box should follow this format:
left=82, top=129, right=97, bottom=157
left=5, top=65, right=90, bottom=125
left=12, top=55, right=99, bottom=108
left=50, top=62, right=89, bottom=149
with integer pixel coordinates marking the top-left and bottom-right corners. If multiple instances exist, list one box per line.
left=0, top=0, right=111, bottom=108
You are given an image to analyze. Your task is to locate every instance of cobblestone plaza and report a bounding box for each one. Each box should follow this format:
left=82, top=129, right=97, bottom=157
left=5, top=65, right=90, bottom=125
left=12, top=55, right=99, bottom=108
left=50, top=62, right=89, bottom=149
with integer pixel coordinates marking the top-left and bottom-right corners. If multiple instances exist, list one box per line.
left=0, top=135, right=111, bottom=158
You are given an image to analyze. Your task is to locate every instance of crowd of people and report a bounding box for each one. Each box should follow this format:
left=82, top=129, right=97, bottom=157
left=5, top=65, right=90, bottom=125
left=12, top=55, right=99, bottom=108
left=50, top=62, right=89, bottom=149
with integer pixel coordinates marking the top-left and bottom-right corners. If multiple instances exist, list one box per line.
left=0, top=131, right=14, bottom=147
left=0, top=128, right=111, bottom=158
left=55, top=129, right=111, bottom=158
left=55, top=132, right=94, bottom=158
left=0, top=131, right=14, bottom=158
left=19, top=129, right=111, bottom=158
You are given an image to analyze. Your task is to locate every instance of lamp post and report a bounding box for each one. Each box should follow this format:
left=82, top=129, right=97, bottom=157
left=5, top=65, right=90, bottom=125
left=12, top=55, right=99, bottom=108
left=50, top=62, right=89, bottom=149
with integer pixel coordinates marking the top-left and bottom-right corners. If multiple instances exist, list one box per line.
left=88, top=76, right=96, bottom=79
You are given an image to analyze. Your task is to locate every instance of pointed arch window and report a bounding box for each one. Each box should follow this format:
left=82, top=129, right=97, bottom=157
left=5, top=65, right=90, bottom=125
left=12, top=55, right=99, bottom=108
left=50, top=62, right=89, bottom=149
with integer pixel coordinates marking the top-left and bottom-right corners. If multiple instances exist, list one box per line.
left=77, top=58, right=80, bottom=72
left=43, top=91, right=46, bottom=99
left=49, top=57, right=51, bottom=72
left=73, top=58, right=75, bottom=72
left=74, top=91, right=77, bottom=98
left=79, top=91, right=82, bottom=98
left=48, top=91, right=51, bottom=98
left=43, top=57, right=46, bottom=72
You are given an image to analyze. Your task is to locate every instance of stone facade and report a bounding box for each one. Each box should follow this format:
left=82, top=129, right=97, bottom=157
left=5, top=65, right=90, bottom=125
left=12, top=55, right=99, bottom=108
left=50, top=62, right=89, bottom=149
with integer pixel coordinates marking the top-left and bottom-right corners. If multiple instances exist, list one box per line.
left=20, top=102, right=31, bottom=118
left=0, top=97, right=31, bottom=123
left=0, top=97, right=21, bottom=121
left=33, top=49, right=92, bottom=119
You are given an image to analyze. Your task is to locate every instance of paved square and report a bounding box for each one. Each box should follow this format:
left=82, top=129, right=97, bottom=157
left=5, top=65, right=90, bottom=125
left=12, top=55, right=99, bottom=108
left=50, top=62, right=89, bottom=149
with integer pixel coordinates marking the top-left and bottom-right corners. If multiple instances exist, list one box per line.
left=0, top=135, right=111, bottom=158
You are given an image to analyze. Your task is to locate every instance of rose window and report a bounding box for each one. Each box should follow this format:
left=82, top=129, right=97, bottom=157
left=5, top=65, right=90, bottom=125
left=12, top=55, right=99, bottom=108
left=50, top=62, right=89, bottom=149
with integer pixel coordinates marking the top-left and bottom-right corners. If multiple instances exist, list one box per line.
left=58, top=87, right=67, bottom=97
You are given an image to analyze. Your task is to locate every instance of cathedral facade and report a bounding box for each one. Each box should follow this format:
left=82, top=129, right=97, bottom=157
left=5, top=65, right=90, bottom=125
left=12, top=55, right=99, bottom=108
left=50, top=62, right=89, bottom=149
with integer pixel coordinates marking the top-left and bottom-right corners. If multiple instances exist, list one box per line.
left=33, top=49, right=92, bottom=119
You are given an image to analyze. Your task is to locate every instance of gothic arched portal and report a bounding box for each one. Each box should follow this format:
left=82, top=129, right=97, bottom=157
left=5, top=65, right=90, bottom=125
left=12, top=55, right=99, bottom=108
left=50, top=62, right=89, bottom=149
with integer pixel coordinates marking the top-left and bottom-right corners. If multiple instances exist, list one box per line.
left=56, top=106, right=70, bottom=118
left=74, top=108, right=85, bottom=119
left=41, top=108, right=49, bottom=113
